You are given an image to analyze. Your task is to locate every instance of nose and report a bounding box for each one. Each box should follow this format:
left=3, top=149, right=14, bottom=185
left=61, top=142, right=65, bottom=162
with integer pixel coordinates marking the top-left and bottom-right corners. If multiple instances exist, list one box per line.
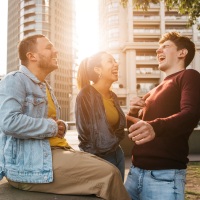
left=52, top=46, right=58, bottom=54
left=156, top=47, right=162, bottom=54
left=114, top=61, right=119, bottom=67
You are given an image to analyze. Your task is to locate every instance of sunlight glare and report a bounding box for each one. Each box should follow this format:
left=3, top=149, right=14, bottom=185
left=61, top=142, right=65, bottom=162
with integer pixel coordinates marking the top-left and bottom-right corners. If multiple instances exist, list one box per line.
left=76, top=0, right=99, bottom=64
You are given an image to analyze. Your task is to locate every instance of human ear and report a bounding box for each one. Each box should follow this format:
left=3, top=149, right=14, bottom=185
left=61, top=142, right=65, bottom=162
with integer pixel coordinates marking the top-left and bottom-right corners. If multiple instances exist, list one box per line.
left=178, top=49, right=188, bottom=58
left=94, top=67, right=101, bottom=75
left=26, top=52, right=37, bottom=61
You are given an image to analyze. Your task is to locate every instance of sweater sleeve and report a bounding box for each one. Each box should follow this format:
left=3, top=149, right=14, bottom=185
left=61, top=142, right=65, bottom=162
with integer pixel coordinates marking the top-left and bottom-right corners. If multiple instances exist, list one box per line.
left=148, top=70, right=200, bottom=137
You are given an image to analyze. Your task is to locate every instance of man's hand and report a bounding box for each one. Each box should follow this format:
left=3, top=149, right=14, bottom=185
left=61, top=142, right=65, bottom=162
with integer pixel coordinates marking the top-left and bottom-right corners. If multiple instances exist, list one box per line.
left=56, top=120, right=66, bottom=138
left=126, top=115, right=155, bottom=145
left=129, top=93, right=150, bottom=115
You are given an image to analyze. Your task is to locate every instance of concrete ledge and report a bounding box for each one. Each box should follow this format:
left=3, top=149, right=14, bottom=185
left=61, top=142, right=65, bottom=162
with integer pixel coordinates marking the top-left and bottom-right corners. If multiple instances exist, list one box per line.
left=0, top=178, right=102, bottom=200
left=189, top=129, right=200, bottom=154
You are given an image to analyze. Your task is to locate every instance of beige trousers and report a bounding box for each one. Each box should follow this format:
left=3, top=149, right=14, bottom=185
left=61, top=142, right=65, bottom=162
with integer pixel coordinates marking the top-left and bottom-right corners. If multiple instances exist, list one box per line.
left=8, top=148, right=130, bottom=200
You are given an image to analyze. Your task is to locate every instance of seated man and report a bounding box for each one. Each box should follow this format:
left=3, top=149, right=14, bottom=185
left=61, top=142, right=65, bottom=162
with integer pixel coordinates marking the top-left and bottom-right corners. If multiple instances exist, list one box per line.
left=0, top=34, right=130, bottom=200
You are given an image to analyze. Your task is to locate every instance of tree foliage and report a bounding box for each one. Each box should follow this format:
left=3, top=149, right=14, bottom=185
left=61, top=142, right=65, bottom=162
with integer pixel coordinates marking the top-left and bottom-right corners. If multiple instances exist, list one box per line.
left=120, top=0, right=200, bottom=29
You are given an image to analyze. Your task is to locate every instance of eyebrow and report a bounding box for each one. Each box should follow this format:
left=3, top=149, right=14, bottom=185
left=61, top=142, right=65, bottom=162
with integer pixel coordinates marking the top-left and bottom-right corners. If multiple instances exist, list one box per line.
left=46, top=43, right=53, bottom=48
left=161, top=44, right=171, bottom=48
left=108, top=57, right=117, bottom=62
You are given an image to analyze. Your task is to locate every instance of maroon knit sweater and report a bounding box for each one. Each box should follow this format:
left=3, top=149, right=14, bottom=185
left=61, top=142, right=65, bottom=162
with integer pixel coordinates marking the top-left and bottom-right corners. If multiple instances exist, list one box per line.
left=131, top=69, right=200, bottom=169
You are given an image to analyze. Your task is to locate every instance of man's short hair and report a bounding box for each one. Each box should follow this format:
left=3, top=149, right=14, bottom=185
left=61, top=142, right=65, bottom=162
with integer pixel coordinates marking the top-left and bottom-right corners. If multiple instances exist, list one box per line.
left=18, top=34, right=45, bottom=65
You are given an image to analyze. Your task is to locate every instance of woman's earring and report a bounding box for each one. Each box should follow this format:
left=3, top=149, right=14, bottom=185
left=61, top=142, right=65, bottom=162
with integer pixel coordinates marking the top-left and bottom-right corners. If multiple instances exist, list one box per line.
left=99, top=73, right=102, bottom=79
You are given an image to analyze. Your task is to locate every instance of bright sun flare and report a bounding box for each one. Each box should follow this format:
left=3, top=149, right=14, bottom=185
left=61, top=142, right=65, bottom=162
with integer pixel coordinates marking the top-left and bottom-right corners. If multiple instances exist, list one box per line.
left=76, top=0, right=99, bottom=65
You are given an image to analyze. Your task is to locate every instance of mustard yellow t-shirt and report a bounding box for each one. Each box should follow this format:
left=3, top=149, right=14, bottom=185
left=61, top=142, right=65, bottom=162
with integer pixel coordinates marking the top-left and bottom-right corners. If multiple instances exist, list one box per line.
left=102, top=96, right=119, bottom=129
left=46, top=86, right=70, bottom=147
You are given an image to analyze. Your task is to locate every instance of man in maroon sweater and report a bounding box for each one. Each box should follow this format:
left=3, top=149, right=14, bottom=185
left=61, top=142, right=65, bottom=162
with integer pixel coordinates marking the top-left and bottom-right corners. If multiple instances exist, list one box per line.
left=125, top=32, right=200, bottom=200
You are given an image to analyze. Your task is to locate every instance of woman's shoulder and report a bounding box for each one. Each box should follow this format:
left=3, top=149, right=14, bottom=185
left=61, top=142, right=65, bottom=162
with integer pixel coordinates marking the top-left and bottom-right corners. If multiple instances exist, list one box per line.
left=77, top=85, right=98, bottom=99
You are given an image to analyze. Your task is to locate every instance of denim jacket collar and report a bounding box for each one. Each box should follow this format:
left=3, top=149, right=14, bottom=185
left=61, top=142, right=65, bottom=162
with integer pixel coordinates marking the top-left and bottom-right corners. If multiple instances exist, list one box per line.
left=19, top=65, right=53, bottom=91
left=19, top=65, right=42, bottom=84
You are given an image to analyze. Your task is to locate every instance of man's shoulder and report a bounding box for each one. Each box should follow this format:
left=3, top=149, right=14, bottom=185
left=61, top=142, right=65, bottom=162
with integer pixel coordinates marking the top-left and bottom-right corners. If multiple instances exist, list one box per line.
left=182, top=69, right=200, bottom=79
left=1, top=71, right=23, bottom=83
left=185, top=68, right=200, bottom=74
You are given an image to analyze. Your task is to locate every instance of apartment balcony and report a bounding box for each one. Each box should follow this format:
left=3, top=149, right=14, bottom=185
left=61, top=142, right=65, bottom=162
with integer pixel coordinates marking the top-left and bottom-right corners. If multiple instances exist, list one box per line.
left=23, top=24, right=35, bottom=32
left=133, top=16, right=160, bottom=25
left=136, top=59, right=158, bottom=65
left=136, top=72, right=160, bottom=79
left=123, top=42, right=158, bottom=51
left=165, top=16, right=188, bottom=25
left=23, top=16, right=35, bottom=24
left=24, top=8, right=36, bottom=16
left=136, top=56, right=158, bottom=65
left=20, top=0, right=35, bottom=10
left=133, top=6, right=160, bottom=12
left=149, top=3, right=160, bottom=9
left=112, top=87, right=127, bottom=96
left=133, top=29, right=161, bottom=38
left=165, top=29, right=193, bottom=37
left=136, top=67, right=160, bottom=79
left=196, top=42, right=200, bottom=49
left=23, top=0, right=35, bottom=8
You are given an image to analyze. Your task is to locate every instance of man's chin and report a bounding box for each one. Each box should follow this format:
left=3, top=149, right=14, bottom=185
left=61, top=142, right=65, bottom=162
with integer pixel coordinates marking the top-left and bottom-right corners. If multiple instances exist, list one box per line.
left=53, top=65, right=59, bottom=70
left=158, top=64, right=163, bottom=70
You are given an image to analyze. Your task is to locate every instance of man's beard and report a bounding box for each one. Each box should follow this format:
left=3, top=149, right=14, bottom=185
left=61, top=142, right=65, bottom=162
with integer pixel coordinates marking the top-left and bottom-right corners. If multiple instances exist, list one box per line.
left=38, top=54, right=58, bottom=70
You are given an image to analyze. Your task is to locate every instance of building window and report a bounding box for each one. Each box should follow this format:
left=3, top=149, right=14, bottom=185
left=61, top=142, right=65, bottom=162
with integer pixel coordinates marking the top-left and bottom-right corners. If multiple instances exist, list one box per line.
left=108, top=15, right=119, bottom=25
left=108, top=28, right=119, bottom=39
left=107, top=2, right=119, bottom=12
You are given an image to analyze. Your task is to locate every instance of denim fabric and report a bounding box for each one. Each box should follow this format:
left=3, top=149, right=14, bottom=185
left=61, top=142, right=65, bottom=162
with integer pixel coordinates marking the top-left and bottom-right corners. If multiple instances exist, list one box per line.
left=100, top=146, right=125, bottom=181
left=0, top=65, right=60, bottom=183
left=125, top=165, right=186, bottom=200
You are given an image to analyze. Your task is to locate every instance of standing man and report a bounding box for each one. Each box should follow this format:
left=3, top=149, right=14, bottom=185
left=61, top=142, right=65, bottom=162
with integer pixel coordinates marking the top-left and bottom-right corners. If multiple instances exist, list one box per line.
left=125, top=32, right=200, bottom=200
left=0, top=34, right=130, bottom=200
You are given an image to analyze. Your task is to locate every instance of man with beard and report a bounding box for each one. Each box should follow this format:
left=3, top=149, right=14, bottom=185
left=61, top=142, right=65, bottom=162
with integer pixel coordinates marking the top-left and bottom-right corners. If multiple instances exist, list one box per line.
left=0, top=34, right=130, bottom=200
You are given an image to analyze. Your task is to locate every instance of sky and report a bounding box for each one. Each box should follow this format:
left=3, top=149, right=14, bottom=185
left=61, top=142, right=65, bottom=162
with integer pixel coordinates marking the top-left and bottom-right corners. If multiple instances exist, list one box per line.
left=0, top=0, right=99, bottom=75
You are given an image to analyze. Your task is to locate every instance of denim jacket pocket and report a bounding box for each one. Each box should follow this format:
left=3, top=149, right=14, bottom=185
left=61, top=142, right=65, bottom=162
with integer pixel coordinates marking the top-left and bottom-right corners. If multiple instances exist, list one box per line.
left=24, top=95, right=46, bottom=118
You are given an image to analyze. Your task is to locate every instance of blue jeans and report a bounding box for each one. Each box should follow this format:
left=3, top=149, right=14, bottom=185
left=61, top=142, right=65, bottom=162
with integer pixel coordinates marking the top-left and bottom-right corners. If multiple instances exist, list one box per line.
left=100, top=146, right=125, bottom=181
left=125, top=165, right=186, bottom=200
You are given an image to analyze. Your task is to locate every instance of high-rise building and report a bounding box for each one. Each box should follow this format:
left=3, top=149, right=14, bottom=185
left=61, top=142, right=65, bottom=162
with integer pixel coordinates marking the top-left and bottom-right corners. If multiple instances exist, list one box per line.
left=7, top=0, right=76, bottom=120
left=99, top=0, right=200, bottom=113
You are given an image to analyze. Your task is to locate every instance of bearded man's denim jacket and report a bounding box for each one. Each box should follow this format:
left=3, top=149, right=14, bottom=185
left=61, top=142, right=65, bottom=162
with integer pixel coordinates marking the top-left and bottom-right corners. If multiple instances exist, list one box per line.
left=0, top=65, right=60, bottom=183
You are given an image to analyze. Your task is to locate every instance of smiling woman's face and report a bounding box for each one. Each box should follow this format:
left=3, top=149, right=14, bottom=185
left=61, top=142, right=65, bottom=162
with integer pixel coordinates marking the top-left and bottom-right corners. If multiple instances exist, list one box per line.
left=98, top=53, right=119, bottom=83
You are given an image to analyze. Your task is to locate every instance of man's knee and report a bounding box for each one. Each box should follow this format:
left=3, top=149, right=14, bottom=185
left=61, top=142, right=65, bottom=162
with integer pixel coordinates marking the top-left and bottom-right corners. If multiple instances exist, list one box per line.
left=103, top=161, right=121, bottom=178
